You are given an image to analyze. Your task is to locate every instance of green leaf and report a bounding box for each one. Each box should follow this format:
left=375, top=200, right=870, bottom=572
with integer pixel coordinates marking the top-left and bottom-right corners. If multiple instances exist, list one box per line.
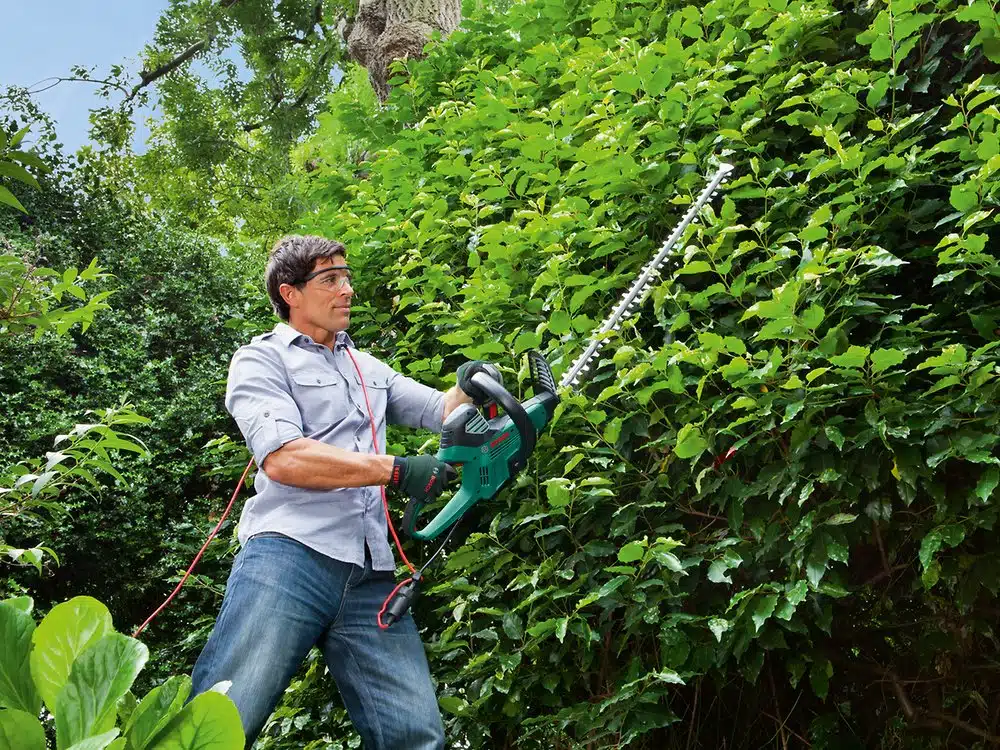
left=677, top=260, right=712, bottom=275
left=0, top=162, right=40, bottom=189
left=544, top=478, right=571, bottom=508
left=569, top=285, right=598, bottom=313
left=0, top=708, right=46, bottom=750
left=870, top=348, right=905, bottom=374
left=823, top=513, right=857, bottom=526
left=124, top=676, right=192, bottom=750
left=975, top=467, right=999, bottom=504
left=800, top=304, right=825, bottom=330
left=830, top=346, right=869, bottom=369
left=708, top=617, right=730, bottom=642
left=674, top=424, right=707, bottom=459
left=2, top=597, right=33, bottom=616
left=64, top=731, right=122, bottom=750
left=751, top=594, right=778, bottom=632
left=144, top=691, right=244, bottom=749
left=56, top=633, right=149, bottom=748
left=810, top=658, right=832, bottom=699
left=555, top=617, right=569, bottom=643
left=0, top=601, right=41, bottom=714
left=618, top=541, right=645, bottom=563
left=919, top=524, right=966, bottom=587
left=549, top=310, right=571, bottom=335
left=0, top=185, right=26, bottom=213
left=438, top=696, right=467, bottom=716
left=950, top=183, right=978, bottom=212
left=786, top=580, right=809, bottom=606
left=31, top=596, right=114, bottom=714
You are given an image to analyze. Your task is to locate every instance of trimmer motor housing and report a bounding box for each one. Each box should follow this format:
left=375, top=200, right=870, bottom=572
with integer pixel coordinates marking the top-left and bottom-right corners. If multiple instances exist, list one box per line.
left=403, top=350, right=559, bottom=541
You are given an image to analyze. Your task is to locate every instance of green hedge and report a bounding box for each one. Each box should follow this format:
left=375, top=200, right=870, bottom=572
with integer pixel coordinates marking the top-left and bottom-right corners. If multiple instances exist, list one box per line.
left=285, top=0, right=1000, bottom=746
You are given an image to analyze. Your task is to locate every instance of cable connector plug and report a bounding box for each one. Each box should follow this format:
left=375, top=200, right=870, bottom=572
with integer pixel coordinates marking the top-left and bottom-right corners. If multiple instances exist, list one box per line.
left=381, top=571, right=422, bottom=628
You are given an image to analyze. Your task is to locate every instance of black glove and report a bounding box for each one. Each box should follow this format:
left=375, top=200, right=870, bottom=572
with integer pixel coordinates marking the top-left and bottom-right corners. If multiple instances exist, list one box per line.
left=456, top=360, right=503, bottom=406
left=389, top=455, right=457, bottom=501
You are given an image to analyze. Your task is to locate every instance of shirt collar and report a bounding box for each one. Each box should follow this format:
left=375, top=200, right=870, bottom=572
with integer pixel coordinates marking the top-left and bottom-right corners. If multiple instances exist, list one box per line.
left=273, top=322, right=354, bottom=350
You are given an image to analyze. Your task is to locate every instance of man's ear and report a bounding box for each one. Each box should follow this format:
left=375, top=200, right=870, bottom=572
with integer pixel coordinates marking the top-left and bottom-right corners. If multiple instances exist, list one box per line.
left=279, top=282, right=301, bottom=312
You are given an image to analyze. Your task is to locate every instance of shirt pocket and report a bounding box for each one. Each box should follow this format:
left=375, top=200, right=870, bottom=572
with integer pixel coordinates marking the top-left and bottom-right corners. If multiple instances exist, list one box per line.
left=352, top=367, right=390, bottom=424
left=289, top=368, right=350, bottom=432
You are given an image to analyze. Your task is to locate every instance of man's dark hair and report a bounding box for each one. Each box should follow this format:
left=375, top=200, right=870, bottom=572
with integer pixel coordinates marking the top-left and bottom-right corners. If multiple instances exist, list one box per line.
left=265, top=235, right=348, bottom=321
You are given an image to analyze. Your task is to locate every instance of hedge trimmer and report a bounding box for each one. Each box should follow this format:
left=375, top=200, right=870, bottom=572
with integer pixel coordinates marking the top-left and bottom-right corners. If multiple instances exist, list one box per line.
left=381, top=162, right=735, bottom=625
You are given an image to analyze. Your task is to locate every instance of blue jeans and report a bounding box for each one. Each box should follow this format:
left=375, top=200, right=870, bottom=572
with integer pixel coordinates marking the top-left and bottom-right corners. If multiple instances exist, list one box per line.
left=191, top=533, right=445, bottom=749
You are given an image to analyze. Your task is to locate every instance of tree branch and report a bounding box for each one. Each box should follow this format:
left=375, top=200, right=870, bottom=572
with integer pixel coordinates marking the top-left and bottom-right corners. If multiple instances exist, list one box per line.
left=125, top=0, right=243, bottom=102
left=127, top=40, right=209, bottom=101
left=27, top=76, right=131, bottom=97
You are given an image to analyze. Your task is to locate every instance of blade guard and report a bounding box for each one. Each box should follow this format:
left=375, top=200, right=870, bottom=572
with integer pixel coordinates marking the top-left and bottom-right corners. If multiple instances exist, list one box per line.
left=403, top=351, right=558, bottom=541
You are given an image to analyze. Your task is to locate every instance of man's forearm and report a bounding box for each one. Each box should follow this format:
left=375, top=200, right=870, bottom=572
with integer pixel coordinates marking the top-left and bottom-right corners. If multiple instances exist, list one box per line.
left=262, top=438, right=394, bottom=490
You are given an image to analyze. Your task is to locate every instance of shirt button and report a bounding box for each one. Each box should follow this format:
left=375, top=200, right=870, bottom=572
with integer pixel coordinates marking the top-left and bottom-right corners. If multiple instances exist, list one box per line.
left=264, top=411, right=270, bottom=417
left=316, top=377, right=321, bottom=383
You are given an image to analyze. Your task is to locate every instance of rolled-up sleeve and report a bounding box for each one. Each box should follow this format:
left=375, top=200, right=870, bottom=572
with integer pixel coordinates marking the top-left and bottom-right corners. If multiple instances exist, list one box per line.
left=385, top=369, right=446, bottom=433
left=225, top=346, right=304, bottom=465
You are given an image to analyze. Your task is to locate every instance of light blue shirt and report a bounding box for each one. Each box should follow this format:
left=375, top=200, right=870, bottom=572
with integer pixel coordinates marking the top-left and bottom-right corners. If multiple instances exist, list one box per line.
left=225, top=322, right=445, bottom=570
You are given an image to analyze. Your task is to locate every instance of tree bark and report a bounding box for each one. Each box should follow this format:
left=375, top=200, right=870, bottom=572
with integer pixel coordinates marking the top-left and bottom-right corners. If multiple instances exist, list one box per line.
left=345, top=0, right=461, bottom=100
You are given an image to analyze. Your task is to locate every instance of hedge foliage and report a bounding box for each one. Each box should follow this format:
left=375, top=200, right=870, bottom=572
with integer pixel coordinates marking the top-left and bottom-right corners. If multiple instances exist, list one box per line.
left=283, top=0, right=1000, bottom=746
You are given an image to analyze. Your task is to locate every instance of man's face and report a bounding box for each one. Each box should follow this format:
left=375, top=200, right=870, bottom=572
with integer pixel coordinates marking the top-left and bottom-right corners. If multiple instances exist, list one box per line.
left=288, top=255, right=354, bottom=333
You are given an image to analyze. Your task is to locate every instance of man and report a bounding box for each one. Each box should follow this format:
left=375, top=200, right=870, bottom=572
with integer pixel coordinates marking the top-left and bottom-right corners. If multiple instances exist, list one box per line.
left=191, top=235, right=478, bottom=748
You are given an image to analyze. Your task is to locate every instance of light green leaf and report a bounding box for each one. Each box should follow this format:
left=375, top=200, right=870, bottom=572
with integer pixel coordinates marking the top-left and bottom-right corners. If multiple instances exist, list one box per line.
left=950, top=183, right=978, bottom=212
left=549, top=310, right=571, bottom=335
left=806, top=367, right=829, bottom=383
left=55, top=634, right=149, bottom=748
left=677, top=260, right=712, bottom=275
left=544, top=479, right=571, bottom=508
left=0, top=708, right=46, bottom=750
left=0, top=185, right=26, bottom=213
left=830, top=346, right=869, bottom=369
left=674, top=424, right=707, bottom=459
left=618, top=541, right=645, bottom=563
left=870, top=348, right=906, bottom=373
left=144, top=691, right=245, bottom=749
left=0, top=601, right=40, bottom=714
left=31, top=596, right=114, bottom=714
left=2, top=597, right=33, bottom=616
left=65, top=730, right=121, bottom=750
left=801, top=304, right=825, bottom=329
left=124, top=675, right=192, bottom=750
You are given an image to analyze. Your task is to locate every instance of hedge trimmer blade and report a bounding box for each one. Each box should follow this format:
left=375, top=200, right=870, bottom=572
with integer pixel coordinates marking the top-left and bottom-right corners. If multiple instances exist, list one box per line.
left=558, top=163, right=734, bottom=389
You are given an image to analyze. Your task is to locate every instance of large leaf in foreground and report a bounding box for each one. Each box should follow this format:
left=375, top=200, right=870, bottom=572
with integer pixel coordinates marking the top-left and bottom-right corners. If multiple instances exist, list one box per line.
left=0, top=601, right=41, bottom=714
left=146, top=691, right=244, bottom=750
left=55, top=634, right=148, bottom=749
left=31, top=597, right=113, bottom=715
left=124, top=675, right=192, bottom=750
left=0, top=708, right=46, bottom=750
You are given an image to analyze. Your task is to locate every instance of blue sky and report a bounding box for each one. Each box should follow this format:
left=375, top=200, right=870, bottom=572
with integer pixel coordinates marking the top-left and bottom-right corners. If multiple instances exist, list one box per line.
left=0, top=1, right=170, bottom=153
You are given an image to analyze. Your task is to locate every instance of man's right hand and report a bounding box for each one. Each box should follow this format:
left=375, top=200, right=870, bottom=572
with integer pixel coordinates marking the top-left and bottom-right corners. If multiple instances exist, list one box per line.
left=456, top=360, right=503, bottom=405
left=389, top=455, right=457, bottom=501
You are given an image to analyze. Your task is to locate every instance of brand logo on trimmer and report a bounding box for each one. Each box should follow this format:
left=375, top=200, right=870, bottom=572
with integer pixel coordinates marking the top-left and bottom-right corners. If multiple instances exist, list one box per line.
left=490, top=431, right=510, bottom=448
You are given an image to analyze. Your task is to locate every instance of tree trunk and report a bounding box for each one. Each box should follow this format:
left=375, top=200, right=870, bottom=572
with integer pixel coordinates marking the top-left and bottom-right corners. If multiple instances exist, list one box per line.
left=345, top=0, right=461, bottom=100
